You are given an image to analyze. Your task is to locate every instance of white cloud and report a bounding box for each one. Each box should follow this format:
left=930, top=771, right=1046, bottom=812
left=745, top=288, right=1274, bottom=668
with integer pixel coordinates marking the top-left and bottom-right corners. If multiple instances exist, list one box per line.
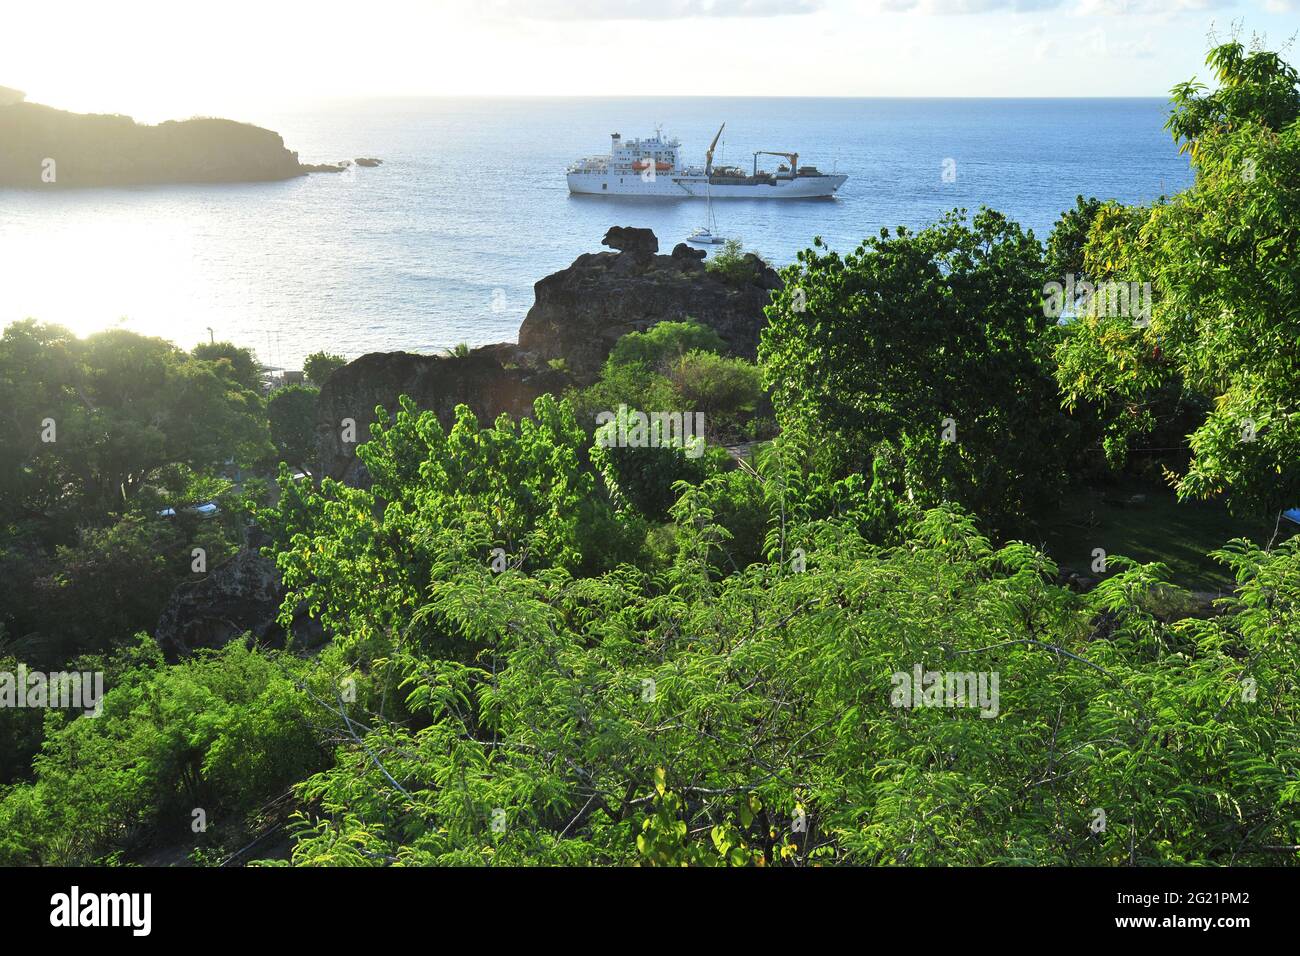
left=1072, top=0, right=1237, bottom=12
left=870, top=0, right=1239, bottom=11
left=870, top=0, right=1065, bottom=11
left=485, top=0, right=825, bottom=18
left=1079, top=26, right=1158, bottom=56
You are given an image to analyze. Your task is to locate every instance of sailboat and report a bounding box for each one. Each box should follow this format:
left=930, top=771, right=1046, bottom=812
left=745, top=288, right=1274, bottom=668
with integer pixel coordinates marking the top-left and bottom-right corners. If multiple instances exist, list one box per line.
left=687, top=181, right=725, bottom=245
left=687, top=124, right=727, bottom=245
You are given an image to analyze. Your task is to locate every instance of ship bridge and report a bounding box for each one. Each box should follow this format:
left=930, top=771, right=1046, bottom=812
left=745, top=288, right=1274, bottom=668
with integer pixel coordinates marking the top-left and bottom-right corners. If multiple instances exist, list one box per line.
left=607, top=129, right=683, bottom=176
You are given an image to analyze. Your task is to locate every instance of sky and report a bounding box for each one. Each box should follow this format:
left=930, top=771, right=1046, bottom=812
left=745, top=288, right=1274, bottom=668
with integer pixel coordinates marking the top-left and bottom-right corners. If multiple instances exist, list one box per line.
left=2, top=0, right=1297, bottom=118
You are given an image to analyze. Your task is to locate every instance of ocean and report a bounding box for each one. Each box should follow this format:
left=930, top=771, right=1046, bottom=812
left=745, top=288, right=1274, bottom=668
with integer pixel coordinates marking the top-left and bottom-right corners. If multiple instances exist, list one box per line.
left=0, top=97, right=1193, bottom=370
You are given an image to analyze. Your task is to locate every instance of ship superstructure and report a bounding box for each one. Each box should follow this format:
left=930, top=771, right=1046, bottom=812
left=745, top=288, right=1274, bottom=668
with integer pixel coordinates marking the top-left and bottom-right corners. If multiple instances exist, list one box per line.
left=567, top=124, right=846, bottom=198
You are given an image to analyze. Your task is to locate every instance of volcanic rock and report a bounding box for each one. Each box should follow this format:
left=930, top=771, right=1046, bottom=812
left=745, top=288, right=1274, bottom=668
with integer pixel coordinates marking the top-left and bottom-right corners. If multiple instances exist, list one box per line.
left=517, top=227, right=780, bottom=380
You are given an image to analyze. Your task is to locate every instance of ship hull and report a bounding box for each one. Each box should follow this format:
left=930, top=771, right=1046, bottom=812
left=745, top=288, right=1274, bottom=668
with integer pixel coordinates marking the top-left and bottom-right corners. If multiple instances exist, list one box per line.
left=567, top=172, right=846, bottom=198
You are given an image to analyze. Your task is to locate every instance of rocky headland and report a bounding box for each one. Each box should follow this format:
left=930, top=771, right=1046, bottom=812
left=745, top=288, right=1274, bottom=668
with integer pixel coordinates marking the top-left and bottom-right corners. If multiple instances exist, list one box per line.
left=0, top=96, right=378, bottom=187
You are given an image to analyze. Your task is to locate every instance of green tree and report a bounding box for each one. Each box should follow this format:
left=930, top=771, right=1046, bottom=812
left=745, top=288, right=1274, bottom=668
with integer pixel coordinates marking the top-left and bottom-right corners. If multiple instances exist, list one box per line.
left=303, top=351, right=347, bottom=388
left=1045, top=194, right=1104, bottom=284
left=192, top=340, right=263, bottom=392
left=0, top=323, right=266, bottom=666
left=264, top=471, right=1300, bottom=866
left=607, top=320, right=726, bottom=371
left=665, top=350, right=764, bottom=443
left=0, top=323, right=271, bottom=525
left=267, top=385, right=319, bottom=476
left=760, top=209, right=1069, bottom=532
left=706, top=238, right=767, bottom=286
left=1056, top=39, right=1300, bottom=517
left=589, top=404, right=714, bottom=521
left=262, top=393, right=632, bottom=665
left=1167, top=39, right=1300, bottom=159
left=0, top=641, right=320, bottom=865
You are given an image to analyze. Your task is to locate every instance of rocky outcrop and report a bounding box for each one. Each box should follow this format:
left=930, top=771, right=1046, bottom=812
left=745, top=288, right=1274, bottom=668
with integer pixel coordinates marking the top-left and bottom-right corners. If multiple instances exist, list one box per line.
left=316, top=343, right=567, bottom=483
left=0, top=99, right=357, bottom=187
left=602, top=225, right=659, bottom=257
left=517, top=227, right=781, bottom=380
left=314, top=228, right=779, bottom=481
left=154, top=534, right=323, bottom=660
left=303, top=158, right=385, bottom=173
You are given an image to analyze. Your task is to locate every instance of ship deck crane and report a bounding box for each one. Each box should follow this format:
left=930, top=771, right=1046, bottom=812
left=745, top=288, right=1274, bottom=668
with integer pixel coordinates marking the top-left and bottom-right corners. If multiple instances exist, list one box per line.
left=753, top=150, right=800, bottom=178
left=705, top=122, right=726, bottom=175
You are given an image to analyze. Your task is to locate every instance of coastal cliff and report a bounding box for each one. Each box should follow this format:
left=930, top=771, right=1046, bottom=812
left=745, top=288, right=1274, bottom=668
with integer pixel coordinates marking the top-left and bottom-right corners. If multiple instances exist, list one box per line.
left=0, top=100, right=307, bottom=187
left=314, top=228, right=781, bottom=481
left=517, top=226, right=781, bottom=380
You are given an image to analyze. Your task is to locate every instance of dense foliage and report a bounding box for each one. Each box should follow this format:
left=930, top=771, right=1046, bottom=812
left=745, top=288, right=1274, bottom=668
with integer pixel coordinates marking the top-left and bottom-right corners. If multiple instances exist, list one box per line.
left=0, top=640, right=320, bottom=865
left=0, top=324, right=258, bottom=669
left=268, top=384, right=320, bottom=478
left=761, top=209, right=1071, bottom=532
left=1056, top=40, right=1300, bottom=517
left=257, top=420, right=1299, bottom=865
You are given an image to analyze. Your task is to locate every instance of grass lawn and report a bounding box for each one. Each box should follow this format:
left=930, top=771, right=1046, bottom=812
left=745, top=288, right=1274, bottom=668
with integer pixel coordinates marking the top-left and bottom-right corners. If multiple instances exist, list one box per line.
left=1028, top=478, right=1296, bottom=593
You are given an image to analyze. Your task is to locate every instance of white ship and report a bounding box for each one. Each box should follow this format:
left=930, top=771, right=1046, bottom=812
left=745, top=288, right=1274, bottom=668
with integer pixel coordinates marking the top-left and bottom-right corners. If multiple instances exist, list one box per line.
left=567, top=123, right=847, bottom=198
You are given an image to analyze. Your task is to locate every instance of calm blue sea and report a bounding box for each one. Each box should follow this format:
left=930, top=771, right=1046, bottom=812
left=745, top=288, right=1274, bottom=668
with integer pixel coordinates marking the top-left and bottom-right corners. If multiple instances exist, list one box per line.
left=0, top=97, right=1192, bottom=369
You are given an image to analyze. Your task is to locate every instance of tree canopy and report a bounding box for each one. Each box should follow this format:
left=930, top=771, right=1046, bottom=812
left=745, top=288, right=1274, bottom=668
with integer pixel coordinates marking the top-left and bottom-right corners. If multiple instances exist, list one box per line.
left=761, top=209, right=1071, bottom=532
left=1056, top=40, right=1300, bottom=517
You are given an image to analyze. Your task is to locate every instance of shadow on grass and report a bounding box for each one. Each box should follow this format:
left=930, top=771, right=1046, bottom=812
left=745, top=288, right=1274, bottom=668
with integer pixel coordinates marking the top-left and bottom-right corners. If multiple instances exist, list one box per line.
left=1029, top=478, right=1295, bottom=593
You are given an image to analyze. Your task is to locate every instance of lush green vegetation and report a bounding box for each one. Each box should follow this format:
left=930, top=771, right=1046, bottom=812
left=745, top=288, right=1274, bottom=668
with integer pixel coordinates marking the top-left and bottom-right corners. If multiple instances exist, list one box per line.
left=1056, top=41, right=1300, bottom=518
left=0, top=39, right=1296, bottom=867
left=706, top=237, right=768, bottom=286
left=0, top=323, right=262, bottom=667
left=303, top=351, right=346, bottom=388
left=762, top=208, right=1071, bottom=535
left=268, top=384, right=320, bottom=478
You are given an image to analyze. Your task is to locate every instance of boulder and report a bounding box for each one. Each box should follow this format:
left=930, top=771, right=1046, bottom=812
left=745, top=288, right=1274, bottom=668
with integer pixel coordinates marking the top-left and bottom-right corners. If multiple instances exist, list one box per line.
left=518, top=228, right=780, bottom=381
left=602, top=226, right=659, bottom=257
